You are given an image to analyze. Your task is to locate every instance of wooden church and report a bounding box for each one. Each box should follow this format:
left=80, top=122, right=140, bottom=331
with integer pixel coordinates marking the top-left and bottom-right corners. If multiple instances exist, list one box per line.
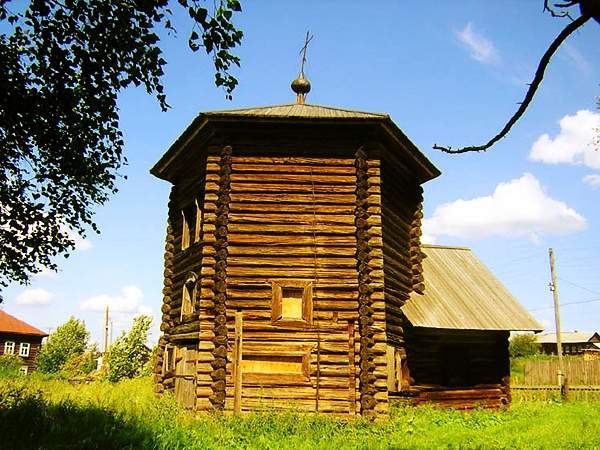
left=150, top=72, right=539, bottom=414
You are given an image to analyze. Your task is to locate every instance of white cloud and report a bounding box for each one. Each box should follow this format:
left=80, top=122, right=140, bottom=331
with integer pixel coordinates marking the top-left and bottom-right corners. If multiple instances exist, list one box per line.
left=583, top=174, right=600, bottom=188
left=79, top=285, right=154, bottom=339
left=455, top=22, right=500, bottom=66
left=423, top=173, right=587, bottom=242
left=61, top=225, right=94, bottom=251
left=36, top=267, right=60, bottom=279
left=15, top=288, right=55, bottom=306
left=79, top=285, right=145, bottom=313
left=530, top=110, right=600, bottom=169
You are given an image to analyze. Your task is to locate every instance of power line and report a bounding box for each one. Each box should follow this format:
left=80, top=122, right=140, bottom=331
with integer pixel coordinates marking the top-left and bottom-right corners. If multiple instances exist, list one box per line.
left=557, top=276, right=600, bottom=297
left=529, top=297, right=600, bottom=312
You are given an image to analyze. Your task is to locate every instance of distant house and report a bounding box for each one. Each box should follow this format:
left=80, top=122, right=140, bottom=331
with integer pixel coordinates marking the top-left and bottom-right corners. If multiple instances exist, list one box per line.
left=398, top=245, right=542, bottom=408
left=537, top=332, right=600, bottom=357
left=0, top=310, right=48, bottom=374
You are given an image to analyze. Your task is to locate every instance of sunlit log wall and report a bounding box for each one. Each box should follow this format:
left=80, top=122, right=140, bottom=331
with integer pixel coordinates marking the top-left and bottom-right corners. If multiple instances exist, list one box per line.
left=218, top=139, right=373, bottom=414
left=153, top=121, right=435, bottom=415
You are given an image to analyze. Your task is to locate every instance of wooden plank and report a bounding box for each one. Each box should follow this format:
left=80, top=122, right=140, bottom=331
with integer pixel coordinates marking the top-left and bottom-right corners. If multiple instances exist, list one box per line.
left=227, top=223, right=356, bottom=235
left=234, top=311, right=242, bottom=415
left=348, top=321, right=357, bottom=415
left=228, top=234, right=356, bottom=247
left=228, top=213, right=356, bottom=226
left=230, top=173, right=356, bottom=185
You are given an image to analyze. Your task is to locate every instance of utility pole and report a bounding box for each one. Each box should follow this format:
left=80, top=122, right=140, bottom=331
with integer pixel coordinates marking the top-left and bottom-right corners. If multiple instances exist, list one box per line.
left=549, top=248, right=568, bottom=400
left=103, top=306, right=109, bottom=353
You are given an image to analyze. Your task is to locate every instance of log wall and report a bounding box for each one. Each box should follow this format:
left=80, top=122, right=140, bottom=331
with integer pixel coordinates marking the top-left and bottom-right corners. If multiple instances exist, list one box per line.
left=153, top=124, right=430, bottom=415
left=218, top=147, right=377, bottom=414
left=399, top=327, right=512, bottom=409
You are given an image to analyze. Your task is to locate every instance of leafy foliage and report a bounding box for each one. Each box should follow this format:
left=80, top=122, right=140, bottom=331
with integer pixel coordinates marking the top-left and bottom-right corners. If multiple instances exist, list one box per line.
left=59, top=342, right=99, bottom=377
left=0, top=1, right=243, bottom=294
left=103, top=315, right=152, bottom=382
left=509, top=333, right=541, bottom=358
left=0, top=354, right=23, bottom=378
left=37, top=316, right=91, bottom=375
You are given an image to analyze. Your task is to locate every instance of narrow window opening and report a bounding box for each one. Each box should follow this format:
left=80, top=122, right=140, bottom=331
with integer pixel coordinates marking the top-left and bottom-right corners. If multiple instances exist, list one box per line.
left=181, top=272, right=197, bottom=319
left=182, top=200, right=202, bottom=251
left=163, top=345, right=174, bottom=374
left=181, top=208, right=193, bottom=250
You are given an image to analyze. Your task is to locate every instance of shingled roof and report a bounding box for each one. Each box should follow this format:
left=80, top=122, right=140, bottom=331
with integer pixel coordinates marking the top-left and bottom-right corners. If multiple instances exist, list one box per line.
left=402, top=245, right=543, bottom=332
left=0, top=310, right=48, bottom=337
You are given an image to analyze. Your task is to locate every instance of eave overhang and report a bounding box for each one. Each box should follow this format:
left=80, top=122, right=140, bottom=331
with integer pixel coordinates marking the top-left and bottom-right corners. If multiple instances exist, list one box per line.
left=150, top=103, right=441, bottom=184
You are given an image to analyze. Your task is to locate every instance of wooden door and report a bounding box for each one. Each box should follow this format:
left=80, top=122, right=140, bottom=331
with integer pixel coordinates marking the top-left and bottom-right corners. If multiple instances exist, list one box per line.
left=174, top=345, right=197, bottom=409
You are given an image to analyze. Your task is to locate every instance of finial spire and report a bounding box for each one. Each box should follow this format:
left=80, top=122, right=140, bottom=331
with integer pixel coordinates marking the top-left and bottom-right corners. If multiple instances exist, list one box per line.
left=291, top=31, right=313, bottom=104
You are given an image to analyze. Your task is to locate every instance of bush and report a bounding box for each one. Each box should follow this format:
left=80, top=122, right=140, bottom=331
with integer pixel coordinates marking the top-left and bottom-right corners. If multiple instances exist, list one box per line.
left=509, top=333, right=540, bottom=358
left=0, top=354, right=23, bottom=378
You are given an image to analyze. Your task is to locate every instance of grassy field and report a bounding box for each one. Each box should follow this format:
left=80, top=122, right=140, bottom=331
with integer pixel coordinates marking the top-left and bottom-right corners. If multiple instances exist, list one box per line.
left=1, top=376, right=600, bottom=450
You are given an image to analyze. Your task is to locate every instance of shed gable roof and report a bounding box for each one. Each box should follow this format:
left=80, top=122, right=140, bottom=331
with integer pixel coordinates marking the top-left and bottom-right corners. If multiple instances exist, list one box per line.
left=402, top=245, right=543, bottom=332
left=0, top=310, right=48, bottom=337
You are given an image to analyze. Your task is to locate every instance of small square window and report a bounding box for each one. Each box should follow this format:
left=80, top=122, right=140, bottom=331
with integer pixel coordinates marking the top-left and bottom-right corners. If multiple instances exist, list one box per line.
left=19, top=366, right=28, bottom=375
left=4, top=341, right=15, bottom=355
left=271, top=281, right=313, bottom=325
left=281, top=288, right=303, bottom=319
left=19, top=343, right=30, bottom=357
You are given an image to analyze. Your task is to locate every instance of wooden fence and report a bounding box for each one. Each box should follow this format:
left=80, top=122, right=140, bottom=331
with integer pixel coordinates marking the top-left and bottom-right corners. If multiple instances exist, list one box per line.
left=512, top=360, right=600, bottom=401
left=515, top=360, right=600, bottom=386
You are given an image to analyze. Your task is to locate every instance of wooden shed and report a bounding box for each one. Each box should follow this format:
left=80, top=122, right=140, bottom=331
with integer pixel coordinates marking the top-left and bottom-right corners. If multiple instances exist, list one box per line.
left=397, top=245, right=543, bottom=409
left=151, top=76, right=442, bottom=415
left=0, top=309, right=48, bottom=374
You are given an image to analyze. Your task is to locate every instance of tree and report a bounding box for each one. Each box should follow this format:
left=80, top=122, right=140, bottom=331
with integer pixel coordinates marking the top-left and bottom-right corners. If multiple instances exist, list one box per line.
left=103, top=315, right=152, bottom=382
left=0, top=0, right=243, bottom=296
left=435, top=0, right=600, bottom=154
left=37, top=316, right=90, bottom=374
left=509, top=333, right=541, bottom=359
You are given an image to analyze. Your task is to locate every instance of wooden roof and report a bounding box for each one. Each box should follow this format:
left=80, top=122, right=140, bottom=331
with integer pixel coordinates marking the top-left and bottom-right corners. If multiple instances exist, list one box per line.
left=202, top=103, right=389, bottom=119
left=151, top=102, right=440, bottom=184
left=0, top=310, right=48, bottom=337
left=402, top=245, right=543, bottom=332
left=537, top=331, right=600, bottom=344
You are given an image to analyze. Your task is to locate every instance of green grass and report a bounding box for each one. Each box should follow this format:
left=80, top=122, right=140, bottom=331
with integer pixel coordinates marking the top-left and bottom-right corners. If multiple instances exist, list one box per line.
left=1, top=376, right=600, bottom=449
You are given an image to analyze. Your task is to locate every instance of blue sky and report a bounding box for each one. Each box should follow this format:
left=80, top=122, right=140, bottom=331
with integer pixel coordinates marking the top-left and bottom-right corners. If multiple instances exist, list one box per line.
left=3, top=1, right=600, bottom=346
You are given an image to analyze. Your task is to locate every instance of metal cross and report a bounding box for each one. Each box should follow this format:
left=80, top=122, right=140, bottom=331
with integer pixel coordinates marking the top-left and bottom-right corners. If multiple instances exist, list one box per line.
left=299, top=30, right=314, bottom=73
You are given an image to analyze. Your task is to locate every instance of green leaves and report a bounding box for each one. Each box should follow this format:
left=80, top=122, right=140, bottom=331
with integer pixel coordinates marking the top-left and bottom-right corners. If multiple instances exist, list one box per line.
left=184, top=1, right=243, bottom=99
left=37, top=317, right=92, bottom=375
left=103, top=315, right=153, bottom=382
left=0, top=1, right=243, bottom=292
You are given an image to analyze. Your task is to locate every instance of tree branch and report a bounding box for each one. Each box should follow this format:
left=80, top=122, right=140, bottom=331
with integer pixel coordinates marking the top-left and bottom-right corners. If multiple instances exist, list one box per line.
left=434, top=13, right=590, bottom=154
